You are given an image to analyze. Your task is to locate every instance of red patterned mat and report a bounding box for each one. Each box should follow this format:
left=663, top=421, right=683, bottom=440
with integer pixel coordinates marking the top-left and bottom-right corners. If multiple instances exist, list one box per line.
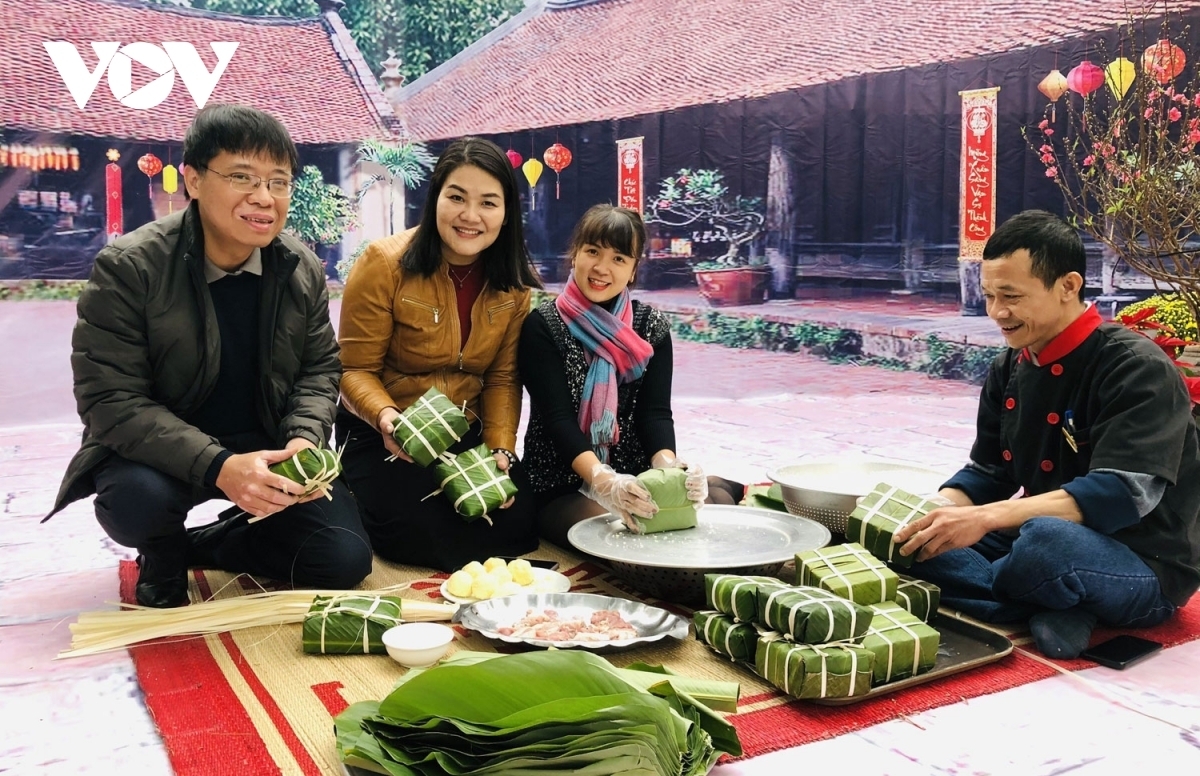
left=117, top=558, right=1200, bottom=774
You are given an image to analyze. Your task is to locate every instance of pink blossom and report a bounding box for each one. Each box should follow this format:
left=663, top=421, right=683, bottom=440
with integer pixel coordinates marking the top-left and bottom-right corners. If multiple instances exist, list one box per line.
left=1149, top=90, right=1161, bottom=101
left=1041, top=153, right=1055, bottom=164
left=1040, top=144, right=1053, bottom=154
left=1170, top=107, right=1183, bottom=122
left=1046, top=167, right=1059, bottom=178
left=1189, top=129, right=1200, bottom=144
left=1038, top=119, right=1049, bottom=130
left=1194, top=94, right=1200, bottom=107
left=1044, top=128, right=1055, bottom=137
left=1083, top=155, right=1096, bottom=166
left=1166, top=86, right=1176, bottom=97
left=1146, top=107, right=1156, bottom=119
left=1176, top=93, right=1189, bottom=103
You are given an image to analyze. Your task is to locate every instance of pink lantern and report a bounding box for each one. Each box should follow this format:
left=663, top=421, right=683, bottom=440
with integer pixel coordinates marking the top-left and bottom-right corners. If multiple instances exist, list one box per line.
left=1067, top=61, right=1104, bottom=96
left=542, top=142, right=573, bottom=199
left=506, top=149, right=523, bottom=169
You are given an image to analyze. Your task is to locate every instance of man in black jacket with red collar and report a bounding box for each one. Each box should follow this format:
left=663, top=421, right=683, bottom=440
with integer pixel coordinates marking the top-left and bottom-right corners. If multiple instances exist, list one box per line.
left=894, top=210, right=1200, bottom=658
left=47, top=105, right=371, bottom=607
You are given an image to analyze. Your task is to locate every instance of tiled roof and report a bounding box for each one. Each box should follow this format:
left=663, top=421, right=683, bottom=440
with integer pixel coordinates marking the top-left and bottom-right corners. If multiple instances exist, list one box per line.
left=397, top=0, right=1200, bottom=140
left=2, top=0, right=398, bottom=144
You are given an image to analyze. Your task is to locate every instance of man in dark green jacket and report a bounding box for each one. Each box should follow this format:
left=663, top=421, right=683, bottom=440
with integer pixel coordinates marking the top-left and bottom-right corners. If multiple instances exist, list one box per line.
left=47, top=104, right=371, bottom=607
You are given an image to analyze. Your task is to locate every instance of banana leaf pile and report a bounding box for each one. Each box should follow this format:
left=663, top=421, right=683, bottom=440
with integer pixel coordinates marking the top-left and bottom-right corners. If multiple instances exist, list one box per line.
left=335, top=650, right=742, bottom=776
left=269, top=446, right=342, bottom=500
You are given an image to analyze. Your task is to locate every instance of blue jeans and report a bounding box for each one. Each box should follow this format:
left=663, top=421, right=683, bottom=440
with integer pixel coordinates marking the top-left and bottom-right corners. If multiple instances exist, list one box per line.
left=908, top=517, right=1177, bottom=628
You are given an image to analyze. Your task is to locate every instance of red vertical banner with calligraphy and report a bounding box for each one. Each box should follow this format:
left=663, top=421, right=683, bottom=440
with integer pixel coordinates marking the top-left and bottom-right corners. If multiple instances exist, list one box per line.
left=958, top=87, right=999, bottom=316
left=616, top=136, right=643, bottom=213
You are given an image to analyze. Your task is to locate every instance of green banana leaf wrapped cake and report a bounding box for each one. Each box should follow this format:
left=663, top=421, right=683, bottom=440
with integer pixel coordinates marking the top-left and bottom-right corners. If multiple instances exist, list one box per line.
left=758, top=585, right=872, bottom=644
left=302, top=594, right=404, bottom=655
left=755, top=637, right=874, bottom=699
left=694, top=610, right=760, bottom=662
left=857, top=602, right=940, bottom=683
left=704, top=574, right=790, bottom=621
left=391, top=386, right=470, bottom=467
left=894, top=575, right=941, bottom=623
left=846, top=484, right=946, bottom=568
left=432, top=445, right=518, bottom=522
left=632, top=467, right=697, bottom=533
left=269, top=447, right=342, bottom=500
left=795, top=542, right=899, bottom=605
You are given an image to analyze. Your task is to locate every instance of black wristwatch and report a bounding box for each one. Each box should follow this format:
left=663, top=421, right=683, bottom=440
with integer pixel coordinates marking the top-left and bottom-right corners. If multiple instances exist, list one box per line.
left=491, top=447, right=518, bottom=469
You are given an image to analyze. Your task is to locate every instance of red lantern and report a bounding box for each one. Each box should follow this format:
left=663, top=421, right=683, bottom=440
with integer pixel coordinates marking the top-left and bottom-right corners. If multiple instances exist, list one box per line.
left=138, top=153, right=162, bottom=207
left=506, top=149, right=523, bottom=169
left=1067, top=61, right=1104, bottom=96
left=1038, top=69, right=1069, bottom=121
left=1143, top=40, right=1186, bottom=85
left=542, top=142, right=572, bottom=199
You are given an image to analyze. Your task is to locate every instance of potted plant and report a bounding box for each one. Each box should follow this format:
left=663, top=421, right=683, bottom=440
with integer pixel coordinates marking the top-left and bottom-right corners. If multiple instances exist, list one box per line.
left=644, top=168, right=767, bottom=306
left=285, top=165, right=359, bottom=277
left=1030, top=19, right=1200, bottom=413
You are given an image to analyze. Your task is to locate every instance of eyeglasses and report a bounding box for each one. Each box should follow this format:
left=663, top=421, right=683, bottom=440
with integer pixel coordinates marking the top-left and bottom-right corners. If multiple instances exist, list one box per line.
left=200, top=165, right=293, bottom=199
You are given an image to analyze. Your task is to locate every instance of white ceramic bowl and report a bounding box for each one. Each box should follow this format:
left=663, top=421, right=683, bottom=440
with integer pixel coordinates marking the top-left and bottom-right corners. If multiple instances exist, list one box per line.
left=381, top=622, right=455, bottom=668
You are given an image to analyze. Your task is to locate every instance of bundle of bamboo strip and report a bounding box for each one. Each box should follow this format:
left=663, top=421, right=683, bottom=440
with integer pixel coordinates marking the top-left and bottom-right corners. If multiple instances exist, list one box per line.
left=58, top=585, right=457, bottom=659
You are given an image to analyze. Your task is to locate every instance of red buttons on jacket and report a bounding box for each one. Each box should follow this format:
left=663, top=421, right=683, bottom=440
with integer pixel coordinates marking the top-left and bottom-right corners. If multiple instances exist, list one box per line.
left=1051, top=364, right=1064, bottom=376
left=1002, top=450, right=1013, bottom=461
left=1005, top=398, right=1016, bottom=410
left=1041, top=459, right=1054, bottom=472
left=1047, top=412, right=1060, bottom=425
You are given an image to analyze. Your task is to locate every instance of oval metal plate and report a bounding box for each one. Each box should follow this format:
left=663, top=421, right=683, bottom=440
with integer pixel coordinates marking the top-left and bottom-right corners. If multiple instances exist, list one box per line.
left=453, top=592, right=690, bottom=649
left=566, top=504, right=831, bottom=568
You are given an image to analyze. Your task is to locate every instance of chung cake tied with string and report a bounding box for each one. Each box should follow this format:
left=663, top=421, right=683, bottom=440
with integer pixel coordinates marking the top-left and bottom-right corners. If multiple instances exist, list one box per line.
left=632, top=467, right=697, bottom=533
left=302, top=594, right=404, bottom=655
left=431, top=444, right=518, bottom=522
left=391, top=386, right=470, bottom=467
left=795, top=542, right=899, bottom=605
left=894, top=575, right=941, bottom=623
left=694, top=610, right=760, bottom=662
left=758, top=585, right=872, bottom=644
left=704, top=574, right=790, bottom=622
left=269, top=446, right=342, bottom=500
left=847, top=484, right=947, bottom=568
left=755, top=636, right=874, bottom=699
left=855, top=602, right=940, bottom=684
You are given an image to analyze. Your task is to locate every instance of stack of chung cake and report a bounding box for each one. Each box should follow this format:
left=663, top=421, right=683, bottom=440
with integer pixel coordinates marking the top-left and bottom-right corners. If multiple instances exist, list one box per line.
left=693, top=574, right=875, bottom=700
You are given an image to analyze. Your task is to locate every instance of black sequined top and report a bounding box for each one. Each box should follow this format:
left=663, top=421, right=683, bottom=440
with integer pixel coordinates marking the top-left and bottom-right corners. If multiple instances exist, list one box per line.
left=518, top=298, right=676, bottom=497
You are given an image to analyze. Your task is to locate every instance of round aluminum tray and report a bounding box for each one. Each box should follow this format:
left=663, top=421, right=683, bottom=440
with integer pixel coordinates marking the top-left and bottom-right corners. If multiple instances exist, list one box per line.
left=453, top=592, right=689, bottom=650
left=566, top=504, right=831, bottom=568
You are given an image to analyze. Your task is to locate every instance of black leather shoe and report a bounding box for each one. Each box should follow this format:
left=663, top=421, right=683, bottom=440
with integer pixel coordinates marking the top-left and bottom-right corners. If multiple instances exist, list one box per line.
left=186, top=509, right=248, bottom=569
left=135, top=554, right=189, bottom=608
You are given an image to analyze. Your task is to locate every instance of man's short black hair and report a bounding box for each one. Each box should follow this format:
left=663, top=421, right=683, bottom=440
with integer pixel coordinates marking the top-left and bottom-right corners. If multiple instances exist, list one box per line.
left=983, top=210, right=1087, bottom=301
left=181, top=103, right=299, bottom=176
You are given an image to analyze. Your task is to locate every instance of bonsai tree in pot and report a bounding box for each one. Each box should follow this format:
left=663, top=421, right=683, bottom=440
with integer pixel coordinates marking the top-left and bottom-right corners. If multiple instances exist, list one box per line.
left=285, top=165, right=359, bottom=278
left=644, top=168, right=767, bottom=306
left=1029, top=17, right=1200, bottom=412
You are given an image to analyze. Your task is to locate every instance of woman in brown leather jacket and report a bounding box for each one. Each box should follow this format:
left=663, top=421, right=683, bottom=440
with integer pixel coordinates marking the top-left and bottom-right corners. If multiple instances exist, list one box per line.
left=335, top=137, right=542, bottom=571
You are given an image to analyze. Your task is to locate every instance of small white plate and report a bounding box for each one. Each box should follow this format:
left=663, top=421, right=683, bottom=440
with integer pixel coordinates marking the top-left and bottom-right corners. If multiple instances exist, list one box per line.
left=440, top=566, right=571, bottom=605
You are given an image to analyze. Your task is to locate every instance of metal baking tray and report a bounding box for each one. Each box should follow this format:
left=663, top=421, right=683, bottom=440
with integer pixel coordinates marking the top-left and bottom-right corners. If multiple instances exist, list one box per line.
left=567, top=505, right=832, bottom=568
left=809, top=611, right=1014, bottom=705
left=453, top=592, right=690, bottom=650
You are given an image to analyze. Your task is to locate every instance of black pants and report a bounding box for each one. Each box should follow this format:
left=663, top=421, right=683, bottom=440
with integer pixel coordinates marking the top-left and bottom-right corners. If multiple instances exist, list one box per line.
left=335, top=408, right=538, bottom=572
left=93, top=451, right=373, bottom=590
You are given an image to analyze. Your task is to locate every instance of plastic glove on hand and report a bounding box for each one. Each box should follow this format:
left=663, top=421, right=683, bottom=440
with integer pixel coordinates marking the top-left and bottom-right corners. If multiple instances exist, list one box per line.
left=581, top=463, right=658, bottom=533
left=652, top=453, right=708, bottom=506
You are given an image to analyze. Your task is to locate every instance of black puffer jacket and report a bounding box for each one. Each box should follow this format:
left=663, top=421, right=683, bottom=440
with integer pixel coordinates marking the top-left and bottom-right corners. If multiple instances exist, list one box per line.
left=47, top=201, right=341, bottom=518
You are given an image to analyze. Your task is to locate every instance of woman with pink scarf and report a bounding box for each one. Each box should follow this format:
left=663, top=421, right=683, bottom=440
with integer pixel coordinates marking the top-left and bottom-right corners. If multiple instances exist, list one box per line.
left=519, top=205, right=742, bottom=547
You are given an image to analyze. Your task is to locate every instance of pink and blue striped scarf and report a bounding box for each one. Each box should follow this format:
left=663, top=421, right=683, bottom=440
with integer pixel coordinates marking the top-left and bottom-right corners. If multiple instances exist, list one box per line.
left=555, top=276, right=654, bottom=463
